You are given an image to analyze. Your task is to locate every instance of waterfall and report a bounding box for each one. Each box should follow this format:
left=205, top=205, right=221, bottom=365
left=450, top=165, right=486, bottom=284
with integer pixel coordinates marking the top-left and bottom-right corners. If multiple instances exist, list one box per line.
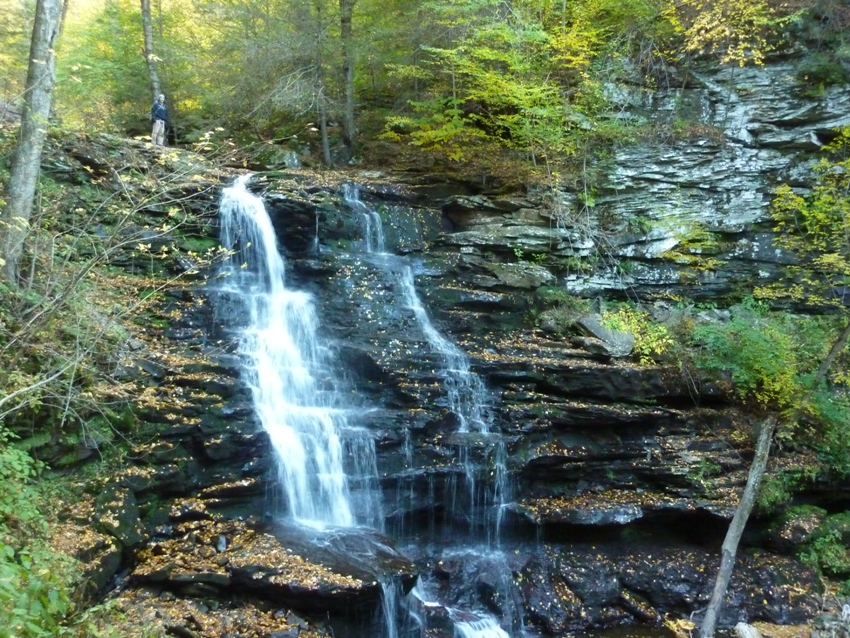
left=453, top=616, right=511, bottom=638
left=399, top=266, right=490, bottom=434
left=338, top=183, right=516, bottom=635
left=343, top=183, right=385, bottom=253
left=380, top=579, right=403, bottom=638
left=218, top=175, right=362, bottom=528
left=408, top=579, right=511, bottom=638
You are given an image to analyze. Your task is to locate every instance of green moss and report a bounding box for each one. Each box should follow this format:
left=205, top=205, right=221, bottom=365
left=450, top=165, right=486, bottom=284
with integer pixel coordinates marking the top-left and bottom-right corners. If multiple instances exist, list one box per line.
left=177, top=235, right=219, bottom=253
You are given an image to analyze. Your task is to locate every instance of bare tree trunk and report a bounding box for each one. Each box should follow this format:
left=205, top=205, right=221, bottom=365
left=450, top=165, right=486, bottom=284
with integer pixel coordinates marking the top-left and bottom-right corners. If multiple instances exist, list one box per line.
left=339, top=0, right=356, bottom=159
left=313, top=0, right=333, bottom=168
left=699, top=416, right=776, bottom=638
left=1, top=0, right=62, bottom=285
left=318, top=89, right=333, bottom=168
left=700, top=316, right=850, bottom=638
left=141, top=0, right=161, bottom=100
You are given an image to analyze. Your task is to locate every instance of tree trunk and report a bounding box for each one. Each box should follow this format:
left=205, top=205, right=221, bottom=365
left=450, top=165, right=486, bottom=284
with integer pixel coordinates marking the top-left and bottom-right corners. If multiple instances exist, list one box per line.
left=339, top=0, right=356, bottom=159
left=700, top=316, right=850, bottom=638
left=318, top=89, right=333, bottom=168
left=313, top=0, right=333, bottom=167
left=1, top=0, right=63, bottom=285
left=699, top=416, right=776, bottom=638
left=141, top=0, right=161, bottom=100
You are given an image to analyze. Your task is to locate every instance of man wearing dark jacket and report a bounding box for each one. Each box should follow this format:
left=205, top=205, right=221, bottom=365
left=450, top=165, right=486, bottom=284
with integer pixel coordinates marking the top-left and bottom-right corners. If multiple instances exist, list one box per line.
left=150, top=94, right=168, bottom=147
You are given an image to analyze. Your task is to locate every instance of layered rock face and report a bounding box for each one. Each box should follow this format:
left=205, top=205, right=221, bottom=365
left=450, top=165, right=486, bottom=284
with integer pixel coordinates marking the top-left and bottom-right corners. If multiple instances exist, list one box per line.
left=82, top=58, right=850, bottom=636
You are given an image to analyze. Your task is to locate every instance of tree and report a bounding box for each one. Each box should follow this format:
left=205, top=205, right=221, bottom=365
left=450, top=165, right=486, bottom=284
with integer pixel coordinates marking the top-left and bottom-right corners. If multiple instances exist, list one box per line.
left=1, top=0, right=64, bottom=285
left=140, top=0, right=162, bottom=100
left=696, top=130, right=850, bottom=638
left=698, top=316, right=850, bottom=638
left=339, top=0, right=356, bottom=157
left=0, top=0, right=33, bottom=102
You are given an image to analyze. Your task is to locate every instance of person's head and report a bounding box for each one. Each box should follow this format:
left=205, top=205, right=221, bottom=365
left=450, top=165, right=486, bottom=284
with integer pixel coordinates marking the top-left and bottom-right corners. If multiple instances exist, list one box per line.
left=157, top=94, right=165, bottom=103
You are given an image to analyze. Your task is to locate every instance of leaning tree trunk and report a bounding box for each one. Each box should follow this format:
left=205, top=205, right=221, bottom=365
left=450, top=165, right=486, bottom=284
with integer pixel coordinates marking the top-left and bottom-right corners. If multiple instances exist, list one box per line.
left=699, top=416, right=777, bottom=638
left=700, top=316, right=850, bottom=638
left=339, top=0, right=356, bottom=159
left=141, top=0, right=161, bottom=100
left=1, top=0, right=63, bottom=285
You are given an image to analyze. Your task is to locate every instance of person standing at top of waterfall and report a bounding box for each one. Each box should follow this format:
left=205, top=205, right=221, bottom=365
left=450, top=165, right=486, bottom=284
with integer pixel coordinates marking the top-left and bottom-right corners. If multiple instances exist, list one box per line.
left=150, top=94, right=168, bottom=147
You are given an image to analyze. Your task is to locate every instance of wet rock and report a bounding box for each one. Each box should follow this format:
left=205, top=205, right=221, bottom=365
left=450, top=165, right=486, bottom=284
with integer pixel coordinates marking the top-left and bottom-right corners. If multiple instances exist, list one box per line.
left=513, top=545, right=820, bottom=634
left=94, top=484, right=146, bottom=548
left=228, top=531, right=380, bottom=612
left=471, top=260, right=556, bottom=289
left=519, top=555, right=586, bottom=634
left=169, top=499, right=213, bottom=522
left=812, top=605, right=850, bottom=638
left=111, top=585, right=331, bottom=637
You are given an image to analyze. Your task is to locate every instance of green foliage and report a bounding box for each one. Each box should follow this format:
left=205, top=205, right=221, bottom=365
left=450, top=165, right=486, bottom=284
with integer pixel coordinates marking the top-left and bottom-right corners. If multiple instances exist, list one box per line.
left=694, top=300, right=850, bottom=483
left=0, top=427, right=77, bottom=637
left=757, top=127, right=850, bottom=309
left=0, top=0, right=30, bottom=99
left=383, top=0, right=679, bottom=165
left=757, top=475, right=789, bottom=511
left=660, top=220, right=723, bottom=276
left=799, top=512, right=850, bottom=580
left=535, top=287, right=590, bottom=332
left=601, top=303, right=675, bottom=364
left=536, top=285, right=582, bottom=307
left=799, top=528, right=850, bottom=575
left=693, top=299, right=803, bottom=410
left=57, top=1, right=150, bottom=132
left=669, top=0, right=791, bottom=66
left=627, top=215, right=654, bottom=235
left=795, top=52, right=850, bottom=97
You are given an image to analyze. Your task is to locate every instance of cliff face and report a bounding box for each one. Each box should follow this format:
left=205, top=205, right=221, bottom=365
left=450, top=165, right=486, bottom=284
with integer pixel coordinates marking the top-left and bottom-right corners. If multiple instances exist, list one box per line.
left=69, top=58, right=850, bottom=637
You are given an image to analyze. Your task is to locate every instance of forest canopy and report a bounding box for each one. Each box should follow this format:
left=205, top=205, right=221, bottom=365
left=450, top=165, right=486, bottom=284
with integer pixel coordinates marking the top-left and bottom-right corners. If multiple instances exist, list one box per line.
left=2, top=0, right=834, bottom=171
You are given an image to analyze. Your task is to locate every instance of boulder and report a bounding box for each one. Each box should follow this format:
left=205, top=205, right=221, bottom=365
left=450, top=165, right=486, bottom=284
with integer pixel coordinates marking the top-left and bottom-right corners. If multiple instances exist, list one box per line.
left=575, top=314, right=635, bottom=357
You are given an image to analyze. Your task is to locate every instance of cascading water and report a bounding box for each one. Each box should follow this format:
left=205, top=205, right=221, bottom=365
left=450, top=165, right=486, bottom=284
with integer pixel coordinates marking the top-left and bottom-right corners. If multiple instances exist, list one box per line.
left=399, top=265, right=512, bottom=545
left=218, top=174, right=376, bottom=529
left=341, top=184, right=518, bottom=637
left=344, top=182, right=385, bottom=254
left=399, top=266, right=490, bottom=434
left=454, top=616, right=511, bottom=638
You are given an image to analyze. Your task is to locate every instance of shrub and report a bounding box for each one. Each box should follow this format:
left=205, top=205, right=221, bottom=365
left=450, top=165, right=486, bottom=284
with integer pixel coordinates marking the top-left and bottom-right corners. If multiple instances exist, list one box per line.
left=0, top=427, right=77, bottom=637
left=601, top=304, right=675, bottom=365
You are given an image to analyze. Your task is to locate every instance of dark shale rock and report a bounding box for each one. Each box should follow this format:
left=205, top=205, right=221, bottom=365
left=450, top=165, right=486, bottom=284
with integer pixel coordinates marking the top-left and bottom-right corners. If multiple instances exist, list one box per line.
left=575, top=313, right=636, bottom=358
left=54, top=524, right=123, bottom=598
left=94, top=484, right=146, bottom=548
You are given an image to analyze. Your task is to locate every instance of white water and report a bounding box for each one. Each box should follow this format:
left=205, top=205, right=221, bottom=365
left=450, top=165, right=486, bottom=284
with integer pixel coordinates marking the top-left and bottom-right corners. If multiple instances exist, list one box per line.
left=342, top=183, right=511, bottom=524
left=399, top=266, right=490, bottom=434
left=409, top=579, right=510, bottom=638
left=381, top=579, right=402, bottom=638
left=344, top=183, right=385, bottom=253
left=218, top=175, right=359, bottom=528
left=454, top=616, right=511, bottom=638
left=336, top=183, right=515, bottom=635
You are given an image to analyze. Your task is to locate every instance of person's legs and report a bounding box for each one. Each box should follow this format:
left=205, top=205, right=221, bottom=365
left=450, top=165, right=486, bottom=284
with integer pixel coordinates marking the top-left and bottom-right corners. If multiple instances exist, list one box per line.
left=152, top=119, right=166, bottom=146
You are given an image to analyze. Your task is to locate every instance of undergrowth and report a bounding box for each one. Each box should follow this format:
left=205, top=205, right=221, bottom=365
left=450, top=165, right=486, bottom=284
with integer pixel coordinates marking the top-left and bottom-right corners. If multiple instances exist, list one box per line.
left=0, top=128, right=226, bottom=635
